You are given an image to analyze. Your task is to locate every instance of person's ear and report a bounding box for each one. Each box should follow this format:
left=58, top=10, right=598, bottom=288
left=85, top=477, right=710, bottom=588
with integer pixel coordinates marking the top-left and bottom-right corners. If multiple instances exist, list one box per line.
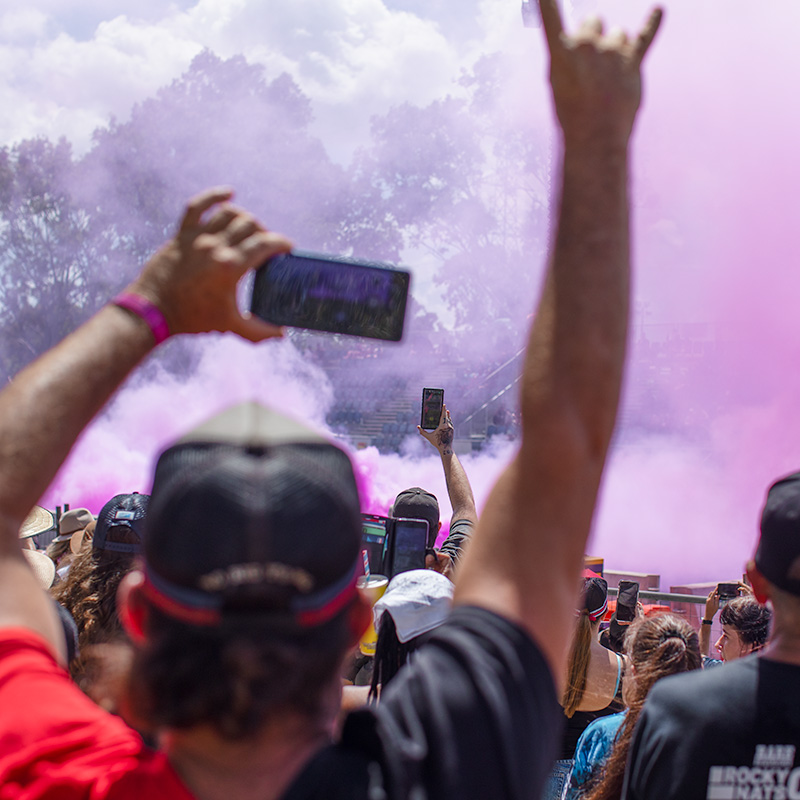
left=745, top=561, right=770, bottom=605
left=348, top=593, right=372, bottom=646
left=437, top=521, right=442, bottom=532
left=118, top=570, right=148, bottom=644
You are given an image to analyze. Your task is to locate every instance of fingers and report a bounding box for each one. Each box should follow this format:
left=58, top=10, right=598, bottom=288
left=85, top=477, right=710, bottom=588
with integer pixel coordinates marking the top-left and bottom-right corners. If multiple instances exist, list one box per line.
left=538, top=0, right=565, bottom=56
left=224, top=213, right=261, bottom=247
left=204, top=205, right=240, bottom=235
left=180, top=187, right=234, bottom=232
left=228, top=312, right=284, bottom=344
left=632, top=7, right=663, bottom=65
left=577, top=16, right=603, bottom=39
left=604, top=27, right=628, bottom=49
left=235, top=231, right=293, bottom=275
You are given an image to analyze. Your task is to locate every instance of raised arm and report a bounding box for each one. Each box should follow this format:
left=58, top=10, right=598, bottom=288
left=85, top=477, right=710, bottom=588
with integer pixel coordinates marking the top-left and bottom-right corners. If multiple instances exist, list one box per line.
left=0, top=188, right=291, bottom=657
left=453, top=2, right=662, bottom=683
left=418, top=404, right=478, bottom=574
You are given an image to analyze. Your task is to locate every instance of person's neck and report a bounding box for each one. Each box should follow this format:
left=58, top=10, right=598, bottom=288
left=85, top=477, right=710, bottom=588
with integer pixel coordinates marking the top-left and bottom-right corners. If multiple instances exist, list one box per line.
left=759, top=622, right=800, bottom=666
left=163, top=712, right=333, bottom=800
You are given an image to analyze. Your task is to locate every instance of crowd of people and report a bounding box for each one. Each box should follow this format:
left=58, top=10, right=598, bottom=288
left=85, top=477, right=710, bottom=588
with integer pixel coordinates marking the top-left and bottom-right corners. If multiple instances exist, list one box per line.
left=0, top=2, right=797, bottom=799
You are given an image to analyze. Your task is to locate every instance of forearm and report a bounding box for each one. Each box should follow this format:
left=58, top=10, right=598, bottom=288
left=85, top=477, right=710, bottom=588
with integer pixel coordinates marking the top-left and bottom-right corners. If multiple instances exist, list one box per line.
left=454, top=136, right=632, bottom=665
left=440, top=452, right=477, bottom=522
left=523, top=139, right=629, bottom=457
left=699, top=623, right=711, bottom=656
left=0, top=305, right=154, bottom=537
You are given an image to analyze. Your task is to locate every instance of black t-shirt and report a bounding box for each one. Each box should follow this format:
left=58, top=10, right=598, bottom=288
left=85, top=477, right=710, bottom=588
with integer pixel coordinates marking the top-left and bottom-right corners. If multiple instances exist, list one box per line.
left=437, top=518, right=474, bottom=564
left=623, top=655, right=800, bottom=800
left=283, top=605, right=561, bottom=800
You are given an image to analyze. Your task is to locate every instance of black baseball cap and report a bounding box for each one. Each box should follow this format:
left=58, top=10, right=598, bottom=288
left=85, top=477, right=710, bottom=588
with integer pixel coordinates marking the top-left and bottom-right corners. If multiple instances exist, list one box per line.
left=581, top=577, right=608, bottom=621
left=756, top=472, right=800, bottom=596
left=140, top=402, right=363, bottom=628
left=94, top=493, right=148, bottom=553
left=392, top=487, right=439, bottom=548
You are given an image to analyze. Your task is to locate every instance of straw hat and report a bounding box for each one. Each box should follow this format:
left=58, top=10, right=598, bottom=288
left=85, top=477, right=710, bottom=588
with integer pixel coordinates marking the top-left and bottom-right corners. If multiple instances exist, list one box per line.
left=19, top=506, right=55, bottom=540
left=23, top=549, right=56, bottom=589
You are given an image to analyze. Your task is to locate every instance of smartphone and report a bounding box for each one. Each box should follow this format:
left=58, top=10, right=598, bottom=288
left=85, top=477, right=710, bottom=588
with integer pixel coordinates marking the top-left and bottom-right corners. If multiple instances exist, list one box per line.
left=386, top=517, right=429, bottom=578
left=615, top=580, right=640, bottom=623
left=250, top=250, right=410, bottom=341
left=361, top=514, right=389, bottom=576
left=420, top=388, right=444, bottom=430
left=718, top=582, right=739, bottom=606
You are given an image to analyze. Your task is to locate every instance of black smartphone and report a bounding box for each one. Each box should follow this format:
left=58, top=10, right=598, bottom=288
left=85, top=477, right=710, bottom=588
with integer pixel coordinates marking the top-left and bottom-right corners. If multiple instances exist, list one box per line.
left=250, top=250, right=410, bottom=341
left=420, top=388, right=444, bottom=430
left=615, top=580, right=640, bottom=623
left=386, top=517, right=429, bottom=578
left=718, top=582, right=739, bottom=605
left=361, top=514, right=389, bottom=576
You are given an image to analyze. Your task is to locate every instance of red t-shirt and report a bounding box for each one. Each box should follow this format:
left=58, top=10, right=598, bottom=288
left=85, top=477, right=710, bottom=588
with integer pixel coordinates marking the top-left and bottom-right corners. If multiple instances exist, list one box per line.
left=0, top=628, right=194, bottom=799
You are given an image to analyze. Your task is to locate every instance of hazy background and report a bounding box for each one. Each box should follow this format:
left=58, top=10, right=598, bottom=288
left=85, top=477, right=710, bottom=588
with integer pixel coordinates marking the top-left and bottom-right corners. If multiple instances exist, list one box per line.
left=3, top=0, right=800, bottom=588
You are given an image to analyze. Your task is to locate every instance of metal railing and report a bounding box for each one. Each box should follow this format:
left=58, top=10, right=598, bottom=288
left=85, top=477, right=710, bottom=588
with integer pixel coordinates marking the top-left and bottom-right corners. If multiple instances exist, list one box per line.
left=607, top=588, right=705, bottom=605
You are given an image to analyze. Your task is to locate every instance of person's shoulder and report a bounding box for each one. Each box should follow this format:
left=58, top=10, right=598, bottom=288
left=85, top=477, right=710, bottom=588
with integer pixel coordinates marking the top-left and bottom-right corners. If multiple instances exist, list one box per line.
left=585, top=710, right=625, bottom=736
left=447, top=518, right=475, bottom=535
left=641, top=657, right=759, bottom=736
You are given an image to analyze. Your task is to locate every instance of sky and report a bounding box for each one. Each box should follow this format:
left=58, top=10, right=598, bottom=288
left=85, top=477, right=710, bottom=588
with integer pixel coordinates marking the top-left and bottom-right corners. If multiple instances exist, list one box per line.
left=7, top=0, right=800, bottom=589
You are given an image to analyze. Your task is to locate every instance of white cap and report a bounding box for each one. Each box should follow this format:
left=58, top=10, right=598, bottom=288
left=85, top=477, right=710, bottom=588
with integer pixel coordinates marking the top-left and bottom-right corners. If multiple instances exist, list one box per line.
left=373, top=569, right=454, bottom=643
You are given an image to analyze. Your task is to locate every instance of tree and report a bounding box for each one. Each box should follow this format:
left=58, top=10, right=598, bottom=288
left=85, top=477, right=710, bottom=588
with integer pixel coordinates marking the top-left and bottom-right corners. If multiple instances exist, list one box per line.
left=0, top=138, right=124, bottom=380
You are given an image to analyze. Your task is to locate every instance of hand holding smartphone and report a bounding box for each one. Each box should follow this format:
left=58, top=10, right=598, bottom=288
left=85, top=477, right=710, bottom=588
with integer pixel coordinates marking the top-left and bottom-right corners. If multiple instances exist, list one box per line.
left=717, top=582, right=740, bottom=606
left=420, top=388, right=444, bottom=431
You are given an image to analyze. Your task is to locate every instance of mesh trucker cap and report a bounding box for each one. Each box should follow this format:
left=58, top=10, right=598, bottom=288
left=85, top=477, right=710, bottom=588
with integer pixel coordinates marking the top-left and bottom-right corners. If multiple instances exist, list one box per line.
left=392, top=488, right=439, bottom=548
left=94, top=493, right=149, bottom=554
left=140, top=402, right=363, bottom=628
left=756, top=472, right=800, bottom=596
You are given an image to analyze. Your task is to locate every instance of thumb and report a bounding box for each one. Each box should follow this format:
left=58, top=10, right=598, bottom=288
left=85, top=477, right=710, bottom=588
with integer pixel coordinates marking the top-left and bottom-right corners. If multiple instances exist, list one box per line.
left=229, top=312, right=284, bottom=343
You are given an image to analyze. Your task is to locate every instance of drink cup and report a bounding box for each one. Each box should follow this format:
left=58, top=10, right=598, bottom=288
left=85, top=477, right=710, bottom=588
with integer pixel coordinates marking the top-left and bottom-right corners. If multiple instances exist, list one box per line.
left=357, top=574, right=389, bottom=656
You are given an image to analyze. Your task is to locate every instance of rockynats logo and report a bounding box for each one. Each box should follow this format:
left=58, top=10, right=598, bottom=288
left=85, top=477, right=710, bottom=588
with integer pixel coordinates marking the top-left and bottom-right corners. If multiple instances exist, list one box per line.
left=707, top=745, right=798, bottom=800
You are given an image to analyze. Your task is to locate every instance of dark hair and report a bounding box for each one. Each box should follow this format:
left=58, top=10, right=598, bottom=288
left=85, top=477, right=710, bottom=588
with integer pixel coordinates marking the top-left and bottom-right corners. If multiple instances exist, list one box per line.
left=720, top=596, right=771, bottom=650
left=51, top=526, right=140, bottom=685
left=584, top=614, right=701, bottom=800
left=124, top=601, right=354, bottom=740
left=368, top=612, right=430, bottom=702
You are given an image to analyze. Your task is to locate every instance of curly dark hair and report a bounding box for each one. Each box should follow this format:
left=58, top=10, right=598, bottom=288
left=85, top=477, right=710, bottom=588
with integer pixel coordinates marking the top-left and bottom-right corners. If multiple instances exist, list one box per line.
left=51, top=527, right=139, bottom=685
left=124, top=601, right=355, bottom=741
left=583, top=614, right=702, bottom=800
left=720, top=596, right=771, bottom=650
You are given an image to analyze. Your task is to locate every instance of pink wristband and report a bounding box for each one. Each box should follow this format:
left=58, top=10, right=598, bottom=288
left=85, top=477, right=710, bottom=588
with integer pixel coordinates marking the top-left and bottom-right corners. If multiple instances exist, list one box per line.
left=112, top=292, right=171, bottom=345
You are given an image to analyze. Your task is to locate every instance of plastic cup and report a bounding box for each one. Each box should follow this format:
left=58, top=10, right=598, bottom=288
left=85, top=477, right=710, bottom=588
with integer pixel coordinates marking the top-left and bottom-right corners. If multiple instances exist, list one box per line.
left=357, top=574, right=389, bottom=656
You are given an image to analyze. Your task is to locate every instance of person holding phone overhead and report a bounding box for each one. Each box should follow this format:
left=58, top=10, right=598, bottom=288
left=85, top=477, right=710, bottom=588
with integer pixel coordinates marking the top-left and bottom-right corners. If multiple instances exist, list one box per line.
left=391, top=404, right=478, bottom=579
left=699, top=583, right=771, bottom=667
left=0, top=1, right=662, bottom=798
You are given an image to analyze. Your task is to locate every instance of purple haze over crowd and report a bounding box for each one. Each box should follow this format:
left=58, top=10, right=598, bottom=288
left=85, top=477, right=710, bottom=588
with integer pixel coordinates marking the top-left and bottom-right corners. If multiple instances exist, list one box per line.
left=9, top=0, right=800, bottom=590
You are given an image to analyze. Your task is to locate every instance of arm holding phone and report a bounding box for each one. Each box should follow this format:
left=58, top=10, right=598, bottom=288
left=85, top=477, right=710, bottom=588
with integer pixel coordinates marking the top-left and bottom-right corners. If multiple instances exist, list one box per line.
left=418, top=404, right=478, bottom=577
left=700, top=582, right=753, bottom=655
left=0, top=188, right=291, bottom=658
left=451, top=1, right=662, bottom=683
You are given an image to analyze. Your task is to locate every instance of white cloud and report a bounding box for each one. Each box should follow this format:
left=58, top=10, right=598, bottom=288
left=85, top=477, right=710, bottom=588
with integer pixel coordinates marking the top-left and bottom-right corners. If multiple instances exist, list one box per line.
left=0, top=0, right=519, bottom=158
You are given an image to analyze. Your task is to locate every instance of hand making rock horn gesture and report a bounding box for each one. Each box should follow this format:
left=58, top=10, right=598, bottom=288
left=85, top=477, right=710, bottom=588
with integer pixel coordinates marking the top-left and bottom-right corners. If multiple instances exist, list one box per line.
left=537, top=0, right=663, bottom=146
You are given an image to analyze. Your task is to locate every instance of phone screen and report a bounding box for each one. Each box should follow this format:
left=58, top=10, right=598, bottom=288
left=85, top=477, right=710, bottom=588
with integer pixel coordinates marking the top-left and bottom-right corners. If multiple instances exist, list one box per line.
left=361, top=515, right=388, bottom=575
left=421, top=388, right=444, bottom=430
left=251, top=251, right=410, bottom=341
left=390, top=518, right=428, bottom=577
left=718, top=582, right=739, bottom=605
